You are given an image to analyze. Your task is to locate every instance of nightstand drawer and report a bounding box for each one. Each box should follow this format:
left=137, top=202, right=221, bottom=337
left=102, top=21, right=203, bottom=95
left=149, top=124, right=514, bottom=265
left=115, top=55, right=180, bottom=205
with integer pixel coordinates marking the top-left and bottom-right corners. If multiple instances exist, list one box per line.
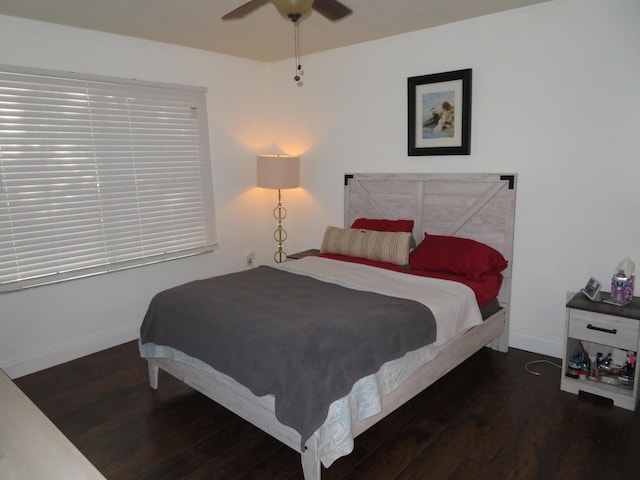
left=568, top=309, right=639, bottom=351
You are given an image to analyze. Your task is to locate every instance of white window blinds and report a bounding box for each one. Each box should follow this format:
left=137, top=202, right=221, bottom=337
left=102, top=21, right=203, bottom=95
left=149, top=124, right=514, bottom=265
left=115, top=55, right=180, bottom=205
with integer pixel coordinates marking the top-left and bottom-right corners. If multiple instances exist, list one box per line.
left=0, top=65, right=218, bottom=292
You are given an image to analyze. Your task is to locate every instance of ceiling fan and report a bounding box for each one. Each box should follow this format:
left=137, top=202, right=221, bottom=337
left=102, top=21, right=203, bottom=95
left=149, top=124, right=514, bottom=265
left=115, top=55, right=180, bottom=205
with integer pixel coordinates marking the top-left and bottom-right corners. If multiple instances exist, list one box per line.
left=222, top=0, right=353, bottom=23
left=222, top=0, right=352, bottom=85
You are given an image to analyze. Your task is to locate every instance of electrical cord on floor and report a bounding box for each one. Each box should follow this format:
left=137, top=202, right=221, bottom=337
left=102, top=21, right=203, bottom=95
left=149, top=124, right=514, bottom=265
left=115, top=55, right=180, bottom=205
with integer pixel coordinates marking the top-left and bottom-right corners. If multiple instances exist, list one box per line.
left=525, top=359, right=562, bottom=376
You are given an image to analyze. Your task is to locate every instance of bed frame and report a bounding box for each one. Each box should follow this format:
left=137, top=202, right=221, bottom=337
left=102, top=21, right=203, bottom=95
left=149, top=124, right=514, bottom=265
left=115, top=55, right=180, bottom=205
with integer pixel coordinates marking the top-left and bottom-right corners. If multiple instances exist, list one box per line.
left=145, top=172, right=517, bottom=479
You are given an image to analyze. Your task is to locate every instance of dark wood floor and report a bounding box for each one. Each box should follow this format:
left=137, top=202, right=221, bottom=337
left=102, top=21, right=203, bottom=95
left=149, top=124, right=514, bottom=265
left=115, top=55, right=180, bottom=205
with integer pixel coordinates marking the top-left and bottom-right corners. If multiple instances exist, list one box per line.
left=14, top=341, right=640, bottom=480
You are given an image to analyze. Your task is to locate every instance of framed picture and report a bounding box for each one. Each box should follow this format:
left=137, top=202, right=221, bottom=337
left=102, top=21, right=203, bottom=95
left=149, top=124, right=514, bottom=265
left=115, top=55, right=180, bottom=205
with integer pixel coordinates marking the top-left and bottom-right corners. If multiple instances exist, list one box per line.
left=408, top=68, right=472, bottom=156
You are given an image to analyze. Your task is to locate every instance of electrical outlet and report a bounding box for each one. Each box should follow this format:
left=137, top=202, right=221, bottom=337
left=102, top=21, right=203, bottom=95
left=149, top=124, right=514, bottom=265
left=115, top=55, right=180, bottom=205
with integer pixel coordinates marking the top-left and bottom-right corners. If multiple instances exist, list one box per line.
left=247, top=251, right=255, bottom=267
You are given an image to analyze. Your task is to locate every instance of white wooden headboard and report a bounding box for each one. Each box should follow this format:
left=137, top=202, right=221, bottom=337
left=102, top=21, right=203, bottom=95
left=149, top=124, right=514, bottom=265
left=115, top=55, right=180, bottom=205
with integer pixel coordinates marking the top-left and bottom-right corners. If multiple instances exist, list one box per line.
left=344, top=173, right=517, bottom=306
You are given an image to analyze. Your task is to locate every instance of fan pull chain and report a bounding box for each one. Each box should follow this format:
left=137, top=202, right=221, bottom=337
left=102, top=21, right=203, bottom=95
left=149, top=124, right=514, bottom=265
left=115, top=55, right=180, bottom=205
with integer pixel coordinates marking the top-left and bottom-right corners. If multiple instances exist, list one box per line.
left=293, top=19, right=303, bottom=84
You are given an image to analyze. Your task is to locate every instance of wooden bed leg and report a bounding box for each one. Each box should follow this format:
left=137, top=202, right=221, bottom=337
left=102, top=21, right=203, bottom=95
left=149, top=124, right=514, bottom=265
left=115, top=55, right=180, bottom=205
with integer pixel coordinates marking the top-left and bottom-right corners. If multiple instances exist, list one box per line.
left=486, top=306, right=509, bottom=353
left=148, top=362, right=159, bottom=390
left=493, top=329, right=509, bottom=353
left=300, top=435, right=321, bottom=480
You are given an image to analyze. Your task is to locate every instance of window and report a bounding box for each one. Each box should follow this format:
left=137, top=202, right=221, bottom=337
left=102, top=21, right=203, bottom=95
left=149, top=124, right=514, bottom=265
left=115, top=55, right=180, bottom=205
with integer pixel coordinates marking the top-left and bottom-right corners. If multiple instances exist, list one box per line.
left=0, top=65, right=218, bottom=292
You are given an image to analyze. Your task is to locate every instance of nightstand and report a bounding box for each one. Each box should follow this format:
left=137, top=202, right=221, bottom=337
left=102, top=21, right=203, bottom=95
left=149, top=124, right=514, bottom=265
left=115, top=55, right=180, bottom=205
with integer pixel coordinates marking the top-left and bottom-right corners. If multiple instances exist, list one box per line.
left=561, top=292, right=640, bottom=410
left=287, top=249, right=320, bottom=260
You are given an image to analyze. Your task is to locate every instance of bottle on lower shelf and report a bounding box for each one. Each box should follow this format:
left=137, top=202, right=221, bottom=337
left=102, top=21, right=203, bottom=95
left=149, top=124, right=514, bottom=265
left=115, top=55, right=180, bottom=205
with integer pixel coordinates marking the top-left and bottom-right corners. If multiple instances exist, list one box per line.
left=565, top=345, right=636, bottom=390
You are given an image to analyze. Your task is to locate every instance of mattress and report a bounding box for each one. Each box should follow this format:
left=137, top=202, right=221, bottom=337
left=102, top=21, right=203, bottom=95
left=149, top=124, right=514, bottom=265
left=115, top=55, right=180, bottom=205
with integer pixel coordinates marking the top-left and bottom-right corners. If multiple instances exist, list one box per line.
left=140, top=264, right=437, bottom=449
left=140, top=256, right=484, bottom=466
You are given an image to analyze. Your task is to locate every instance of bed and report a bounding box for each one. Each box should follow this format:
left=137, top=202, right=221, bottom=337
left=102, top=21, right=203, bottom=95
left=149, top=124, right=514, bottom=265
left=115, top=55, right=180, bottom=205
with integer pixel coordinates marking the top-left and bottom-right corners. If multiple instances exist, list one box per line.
left=139, top=172, right=517, bottom=479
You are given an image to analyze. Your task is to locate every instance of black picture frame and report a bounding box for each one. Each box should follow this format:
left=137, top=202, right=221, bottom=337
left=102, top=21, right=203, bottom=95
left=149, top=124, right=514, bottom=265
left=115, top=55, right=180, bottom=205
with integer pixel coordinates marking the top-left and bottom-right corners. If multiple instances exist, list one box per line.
left=408, top=68, right=472, bottom=156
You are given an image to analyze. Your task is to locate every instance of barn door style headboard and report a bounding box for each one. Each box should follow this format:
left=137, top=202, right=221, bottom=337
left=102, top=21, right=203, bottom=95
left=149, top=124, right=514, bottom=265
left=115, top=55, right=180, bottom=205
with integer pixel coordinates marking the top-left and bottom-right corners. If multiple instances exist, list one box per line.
left=344, top=173, right=517, bottom=306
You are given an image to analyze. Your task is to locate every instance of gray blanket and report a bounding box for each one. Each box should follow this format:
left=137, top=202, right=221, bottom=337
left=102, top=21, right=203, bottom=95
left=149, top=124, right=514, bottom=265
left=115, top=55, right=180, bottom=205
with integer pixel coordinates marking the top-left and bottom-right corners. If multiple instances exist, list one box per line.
left=140, top=266, right=436, bottom=450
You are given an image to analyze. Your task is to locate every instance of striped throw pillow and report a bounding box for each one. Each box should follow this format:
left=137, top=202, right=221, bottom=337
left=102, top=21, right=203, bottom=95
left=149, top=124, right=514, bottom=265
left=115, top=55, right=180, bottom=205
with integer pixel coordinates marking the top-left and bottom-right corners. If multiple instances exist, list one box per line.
left=320, top=227, right=411, bottom=266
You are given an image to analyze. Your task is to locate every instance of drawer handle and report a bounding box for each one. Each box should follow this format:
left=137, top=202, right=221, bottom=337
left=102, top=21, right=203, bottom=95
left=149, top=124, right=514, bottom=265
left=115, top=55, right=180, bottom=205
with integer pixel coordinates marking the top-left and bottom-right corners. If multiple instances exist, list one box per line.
left=587, top=324, right=617, bottom=335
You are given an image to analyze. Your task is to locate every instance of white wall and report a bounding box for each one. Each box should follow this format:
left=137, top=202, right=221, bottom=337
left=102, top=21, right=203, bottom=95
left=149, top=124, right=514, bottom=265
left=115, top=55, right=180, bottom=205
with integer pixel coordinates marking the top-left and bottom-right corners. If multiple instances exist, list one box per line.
left=1, top=0, right=639, bottom=377
left=268, top=0, right=640, bottom=357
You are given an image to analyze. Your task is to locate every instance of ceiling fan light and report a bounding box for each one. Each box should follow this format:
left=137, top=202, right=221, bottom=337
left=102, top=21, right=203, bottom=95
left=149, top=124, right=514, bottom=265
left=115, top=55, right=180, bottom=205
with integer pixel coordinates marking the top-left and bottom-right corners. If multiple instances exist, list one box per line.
left=272, top=0, right=314, bottom=20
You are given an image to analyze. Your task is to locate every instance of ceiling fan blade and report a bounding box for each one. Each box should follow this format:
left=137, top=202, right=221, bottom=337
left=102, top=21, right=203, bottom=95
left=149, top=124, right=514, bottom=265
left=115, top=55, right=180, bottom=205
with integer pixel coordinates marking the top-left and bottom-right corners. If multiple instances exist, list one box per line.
left=221, top=0, right=271, bottom=20
left=312, top=0, right=352, bottom=21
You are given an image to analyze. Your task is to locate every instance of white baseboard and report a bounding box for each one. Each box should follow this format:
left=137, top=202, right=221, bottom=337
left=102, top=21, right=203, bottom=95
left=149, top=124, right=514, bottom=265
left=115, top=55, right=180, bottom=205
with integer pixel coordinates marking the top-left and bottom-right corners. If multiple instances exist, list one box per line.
left=509, top=330, right=563, bottom=359
left=1, top=324, right=139, bottom=379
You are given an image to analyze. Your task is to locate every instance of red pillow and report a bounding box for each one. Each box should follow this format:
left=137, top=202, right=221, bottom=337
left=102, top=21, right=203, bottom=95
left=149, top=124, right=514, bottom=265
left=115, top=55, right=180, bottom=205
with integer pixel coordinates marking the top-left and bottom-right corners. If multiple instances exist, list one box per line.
left=350, top=218, right=414, bottom=233
left=351, top=218, right=416, bottom=248
left=409, top=234, right=508, bottom=280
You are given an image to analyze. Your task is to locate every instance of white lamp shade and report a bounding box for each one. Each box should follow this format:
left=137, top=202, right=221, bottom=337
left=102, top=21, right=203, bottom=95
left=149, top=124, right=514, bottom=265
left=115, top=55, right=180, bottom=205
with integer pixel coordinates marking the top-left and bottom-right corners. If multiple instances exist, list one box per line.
left=257, top=154, right=300, bottom=189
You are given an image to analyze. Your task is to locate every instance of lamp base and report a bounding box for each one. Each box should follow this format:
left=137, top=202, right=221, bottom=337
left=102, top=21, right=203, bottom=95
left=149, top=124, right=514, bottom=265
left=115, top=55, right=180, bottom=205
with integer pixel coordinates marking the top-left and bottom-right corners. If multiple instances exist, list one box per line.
left=273, top=189, right=288, bottom=263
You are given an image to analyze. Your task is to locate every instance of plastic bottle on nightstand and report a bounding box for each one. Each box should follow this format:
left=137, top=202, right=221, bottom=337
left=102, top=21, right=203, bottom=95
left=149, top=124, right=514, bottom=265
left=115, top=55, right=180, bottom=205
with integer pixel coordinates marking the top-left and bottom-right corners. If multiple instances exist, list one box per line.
left=612, top=270, right=627, bottom=302
left=611, top=257, right=636, bottom=302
